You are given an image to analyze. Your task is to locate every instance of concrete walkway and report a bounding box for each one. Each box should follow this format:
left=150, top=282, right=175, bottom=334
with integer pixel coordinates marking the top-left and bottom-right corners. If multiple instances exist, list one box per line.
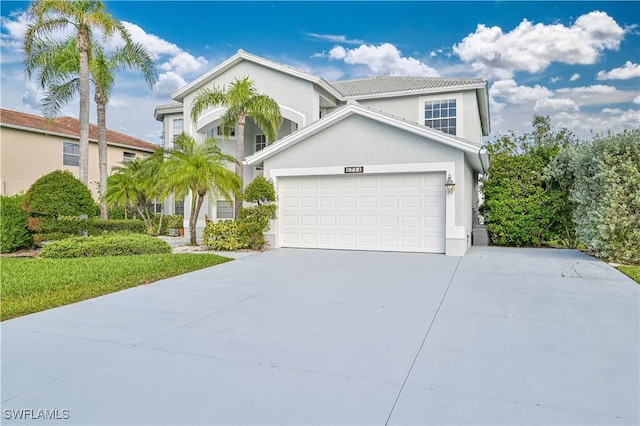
left=1, top=247, right=638, bottom=425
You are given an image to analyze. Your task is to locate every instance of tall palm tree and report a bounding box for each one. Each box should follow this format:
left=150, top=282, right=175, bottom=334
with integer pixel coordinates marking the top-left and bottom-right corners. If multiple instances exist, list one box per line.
left=190, top=76, right=282, bottom=217
left=24, top=0, right=131, bottom=186
left=163, top=134, right=241, bottom=245
left=34, top=37, right=157, bottom=219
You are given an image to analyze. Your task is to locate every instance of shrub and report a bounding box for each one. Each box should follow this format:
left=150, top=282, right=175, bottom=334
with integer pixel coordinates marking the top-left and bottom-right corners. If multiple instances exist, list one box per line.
left=244, top=176, right=275, bottom=205
left=164, top=214, right=184, bottom=229
left=22, top=170, right=98, bottom=217
left=0, top=195, right=33, bottom=253
left=88, top=219, right=146, bottom=235
left=39, top=234, right=172, bottom=258
left=547, top=129, right=640, bottom=263
left=107, top=205, right=138, bottom=220
left=202, top=220, right=245, bottom=251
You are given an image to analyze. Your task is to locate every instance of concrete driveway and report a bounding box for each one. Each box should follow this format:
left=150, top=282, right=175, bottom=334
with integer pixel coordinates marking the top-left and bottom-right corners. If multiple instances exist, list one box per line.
left=1, top=247, right=638, bottom=425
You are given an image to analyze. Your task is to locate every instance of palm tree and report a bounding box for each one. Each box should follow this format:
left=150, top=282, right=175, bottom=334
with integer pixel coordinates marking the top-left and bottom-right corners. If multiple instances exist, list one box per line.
left=163, top=134, right=241, bottom=245
left=190, top=76, right=282, bottom=217
left=27, top=37, right=157, bottom=219
left=103, top=160, right=139, bottom=220
left=24, top=0, right=132, bottom=186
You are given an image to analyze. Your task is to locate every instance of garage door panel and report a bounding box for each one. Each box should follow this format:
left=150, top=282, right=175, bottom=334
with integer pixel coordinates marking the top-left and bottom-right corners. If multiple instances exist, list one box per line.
left=280, top=173, right=445, bottom=253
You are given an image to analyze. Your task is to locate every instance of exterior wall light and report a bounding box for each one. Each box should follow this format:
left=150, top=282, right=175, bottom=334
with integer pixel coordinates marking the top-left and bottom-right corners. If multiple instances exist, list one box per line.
left=445, top=174, right=456, bottom=194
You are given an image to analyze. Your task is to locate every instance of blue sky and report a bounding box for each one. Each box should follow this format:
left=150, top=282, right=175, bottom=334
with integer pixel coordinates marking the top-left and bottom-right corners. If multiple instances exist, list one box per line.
left=1, top=1, right=638, bottom=144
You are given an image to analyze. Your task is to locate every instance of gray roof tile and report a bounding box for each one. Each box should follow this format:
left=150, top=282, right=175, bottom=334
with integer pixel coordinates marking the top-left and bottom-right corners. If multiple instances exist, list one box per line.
left=330, top=76, right=486, bottom=97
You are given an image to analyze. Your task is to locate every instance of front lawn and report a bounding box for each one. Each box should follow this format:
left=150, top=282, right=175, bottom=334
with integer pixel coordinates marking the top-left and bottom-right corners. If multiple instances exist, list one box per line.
left=618, top=265, right=640, bottom=284
left=0, top=254, right=231, bottom=320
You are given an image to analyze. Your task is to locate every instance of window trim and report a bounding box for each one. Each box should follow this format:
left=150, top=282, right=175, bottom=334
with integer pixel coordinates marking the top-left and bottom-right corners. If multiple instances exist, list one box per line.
left=255, top=134, right=267, bottom=152
left=123, top=152, right=137, bottom=163
left=172, top=118, right=184, bottom=139
left=418, top=93, right=463, bottom=137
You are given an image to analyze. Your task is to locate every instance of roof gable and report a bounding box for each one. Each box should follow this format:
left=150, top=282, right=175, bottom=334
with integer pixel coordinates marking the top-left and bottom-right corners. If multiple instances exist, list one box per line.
left=171, top=49, right=342, bottom=101
left=245, top=104, right=488, bottom=173
left=0, top=108, right=159, bottom=152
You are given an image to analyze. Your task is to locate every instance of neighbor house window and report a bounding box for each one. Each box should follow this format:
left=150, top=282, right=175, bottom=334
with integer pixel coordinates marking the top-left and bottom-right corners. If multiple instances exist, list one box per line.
left=123, top=152, right=136, bottom=162
left=255, top=134, right=266, bottom=152
left=172, top=118, right=183, bottom=139
left=425, top=99, right=456, bottom=135
left=174, top=200, right=184, bottom=216
left=63, top=141, right=79, bottom=166
left=216, top=200, right=234, bottom=219
left=217, top=125, right=236, bottom=137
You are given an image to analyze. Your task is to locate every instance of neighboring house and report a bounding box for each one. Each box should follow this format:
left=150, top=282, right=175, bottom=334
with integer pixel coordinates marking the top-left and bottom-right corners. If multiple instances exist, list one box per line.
left=154, top=50, right=490, bottom=256
left=0, top=108, right=159, bottom=199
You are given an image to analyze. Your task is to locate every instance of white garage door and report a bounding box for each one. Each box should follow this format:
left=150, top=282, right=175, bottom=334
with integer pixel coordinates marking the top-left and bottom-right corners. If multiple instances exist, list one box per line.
left=279, top=173, right=446, bottom=253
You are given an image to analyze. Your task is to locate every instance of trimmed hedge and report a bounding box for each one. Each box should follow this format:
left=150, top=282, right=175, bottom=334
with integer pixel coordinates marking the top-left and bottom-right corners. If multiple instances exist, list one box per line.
left=0, top=195, right=33, bottom=253
left=88, top=219, right=146, bottom=235
left=203, top=204, right=277, bottom=251
left=22, top=170, right=98, bottom=217
left=39, top=234, right=172, bottom=258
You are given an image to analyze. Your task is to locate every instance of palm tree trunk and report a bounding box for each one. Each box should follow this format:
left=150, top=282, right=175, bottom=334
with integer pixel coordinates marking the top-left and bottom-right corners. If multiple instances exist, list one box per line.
left=96, top=97, right=108, bottom=219
left=189, top=191, right=204, bottom=246
left=235, top=112, right=245, bottom=218
left=77, top=29, right=91, bottom=186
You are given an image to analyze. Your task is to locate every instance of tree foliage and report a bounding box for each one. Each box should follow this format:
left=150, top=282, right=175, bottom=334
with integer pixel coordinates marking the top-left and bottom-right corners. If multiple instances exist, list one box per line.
left=243, top=176, right=275, bottom=205
left=482, top=116, right=576, bottom=247
left=547, top=129, right=640, bottom=263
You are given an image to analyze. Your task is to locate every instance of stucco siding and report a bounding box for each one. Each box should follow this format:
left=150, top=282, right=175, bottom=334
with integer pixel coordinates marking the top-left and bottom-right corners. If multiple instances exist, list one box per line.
left=0, top=127, right=154, bottom=198
left=358, top=97, right=419, bottom=124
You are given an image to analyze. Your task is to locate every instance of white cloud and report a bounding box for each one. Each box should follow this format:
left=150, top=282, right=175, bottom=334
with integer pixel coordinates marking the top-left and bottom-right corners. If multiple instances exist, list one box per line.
left=597, top=61, right=640, bottom=80
left=550, top=76, right=563, bottom=83
left=306, top=32, right=364, bottom=45
left=453, top=11, right=626, bottom=78
left=633, top=95, right=640, bottom=104
left=154, top=72, right=187, bottom=98
left=569, top=73, right=581, bottom=81
left=159, top=51, right=208, bottom=75
left=534, top=97, right=580, bottom=112
left=0, top=10, right=30, bottom=51
left=490, top=79, right=553, bottom=103
left=553, top=109, right=640, bottom=135
left=121, top=22, right=181, bottom=58
left=556, top=84, right=617, bottom=94
left=325, top=43, right=439, bottom=77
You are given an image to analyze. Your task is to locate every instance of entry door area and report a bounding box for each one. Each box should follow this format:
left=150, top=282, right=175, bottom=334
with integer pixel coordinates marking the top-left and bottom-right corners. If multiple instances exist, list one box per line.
left=278, top=173, right=446, bottom=253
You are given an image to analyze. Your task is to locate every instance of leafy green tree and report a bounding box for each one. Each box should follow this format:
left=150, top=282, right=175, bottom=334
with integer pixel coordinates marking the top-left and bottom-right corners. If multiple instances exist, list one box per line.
left=190, top=77, right=282, bottom=216
left=482, top=115, right=577, bottom=246
left=22, top=170, right=97, bottom=217
left=244, top=176, right=275, bottom=205
left=547, top=129, right=640, bottom=263
left=162, top=134, right=241, bottom=245
left=24, top=0, right=131, bottom=186
left=26, top=36, right=157, bottom=219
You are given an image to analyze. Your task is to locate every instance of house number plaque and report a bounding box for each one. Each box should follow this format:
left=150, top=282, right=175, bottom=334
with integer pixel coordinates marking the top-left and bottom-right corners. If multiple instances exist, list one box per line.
left=344, top=166, right=364, bottom=174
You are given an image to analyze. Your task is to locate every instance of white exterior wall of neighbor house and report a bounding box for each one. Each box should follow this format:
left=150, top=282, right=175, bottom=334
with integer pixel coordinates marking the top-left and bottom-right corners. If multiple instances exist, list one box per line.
left=261, top=114, right=473, bottom=255
left=357, top=90, right=483, bottom=145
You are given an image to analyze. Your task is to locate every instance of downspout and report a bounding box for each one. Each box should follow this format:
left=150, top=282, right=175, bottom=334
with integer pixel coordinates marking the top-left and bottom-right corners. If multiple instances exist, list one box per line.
left=478, top=148, right=489, bottom=174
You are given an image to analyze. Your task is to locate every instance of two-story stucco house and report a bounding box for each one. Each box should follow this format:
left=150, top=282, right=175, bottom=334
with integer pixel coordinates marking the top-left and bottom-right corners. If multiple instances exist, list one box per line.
left=154, top=50, right=490, bottom=256
left=1, top=108, right=159, bottom=199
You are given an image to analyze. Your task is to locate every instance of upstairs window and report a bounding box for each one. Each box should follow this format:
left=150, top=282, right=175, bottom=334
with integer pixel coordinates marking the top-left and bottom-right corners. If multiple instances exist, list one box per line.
left=123, top=152, right=137, bottom=162
left=255, top=134, right=266, bottom=152
left=217, top=125, right=236, bottom=137
left=425, top=99, right=456, bottom=135
left=172, top=118, right=183, bottom=139
left=63, top=141, right=79, bottom=166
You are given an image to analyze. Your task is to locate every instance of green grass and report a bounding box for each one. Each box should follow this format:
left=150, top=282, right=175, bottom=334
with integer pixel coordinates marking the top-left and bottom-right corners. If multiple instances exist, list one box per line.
left=618, top=265, right=640, bottom=284
left=0, top=254, right=231, bottom=321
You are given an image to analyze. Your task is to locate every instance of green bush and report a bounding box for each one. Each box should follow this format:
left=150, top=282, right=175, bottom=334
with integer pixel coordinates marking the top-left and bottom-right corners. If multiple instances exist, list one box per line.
left=482, top=116, right=575, bottom=247
left=203, top=204, right=277, bottom=251
left=202, top=220, right=245, bottom=251
left=22, top=170, right=98, bottom=217
left=88, top=219, right=146, bottom=235
left=164, top=214, right=184, bottom=229
left=107, top=205, right=138, bottom=220
left=547, top=129, right=640, bottom=263
left=244, top=176, right=275, bottom=205
left=39, top=234, right=172, bottom=258
left=0, top=195, right=33, bottom=253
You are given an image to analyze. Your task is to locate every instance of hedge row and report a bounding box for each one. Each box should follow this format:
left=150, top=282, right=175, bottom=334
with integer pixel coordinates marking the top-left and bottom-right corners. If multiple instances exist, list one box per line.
left=39, top=234, right=172, bottom=258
